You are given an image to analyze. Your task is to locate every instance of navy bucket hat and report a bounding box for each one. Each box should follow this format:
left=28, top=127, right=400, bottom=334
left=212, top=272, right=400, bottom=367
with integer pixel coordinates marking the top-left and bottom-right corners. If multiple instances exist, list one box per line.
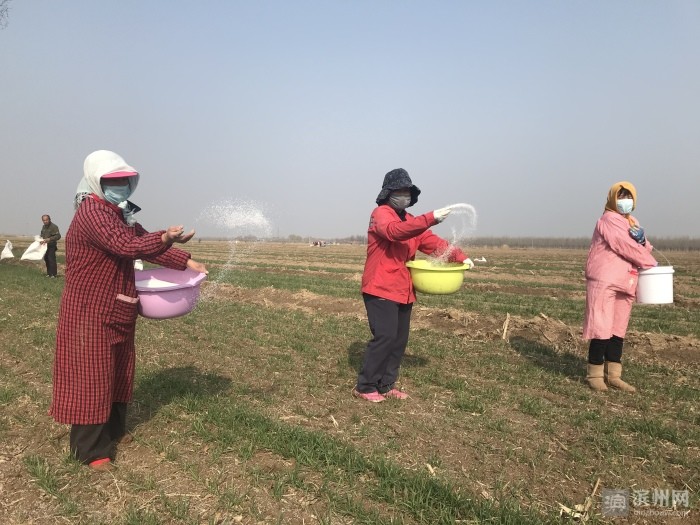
left=375, top=168, right=421, bottom=206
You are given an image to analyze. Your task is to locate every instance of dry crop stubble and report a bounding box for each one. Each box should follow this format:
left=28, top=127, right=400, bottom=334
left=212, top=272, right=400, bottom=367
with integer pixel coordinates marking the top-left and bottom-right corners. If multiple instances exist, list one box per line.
left=1, top=242, right=698, bottom=524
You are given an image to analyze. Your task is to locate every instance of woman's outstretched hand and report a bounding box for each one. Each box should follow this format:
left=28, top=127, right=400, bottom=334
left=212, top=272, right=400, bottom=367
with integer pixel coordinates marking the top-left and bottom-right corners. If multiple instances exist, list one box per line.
left=162, top=225, right=195, bottom=245
left=433, top=207, right=452, bottom=223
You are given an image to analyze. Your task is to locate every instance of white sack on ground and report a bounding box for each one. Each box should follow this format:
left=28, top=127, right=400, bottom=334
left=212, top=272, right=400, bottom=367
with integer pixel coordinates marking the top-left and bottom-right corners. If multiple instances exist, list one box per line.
left=1, top=240, right=14, bottom=260
left=21, top=236, right=48, bottom=261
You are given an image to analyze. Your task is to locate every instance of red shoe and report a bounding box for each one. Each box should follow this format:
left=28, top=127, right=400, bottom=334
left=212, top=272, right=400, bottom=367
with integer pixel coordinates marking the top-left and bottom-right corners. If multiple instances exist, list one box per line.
left=352, top=388, right=385, bottom=403
left=88, top=458, right=113, bottom=471
left=384, top=388, right=409, bottom=400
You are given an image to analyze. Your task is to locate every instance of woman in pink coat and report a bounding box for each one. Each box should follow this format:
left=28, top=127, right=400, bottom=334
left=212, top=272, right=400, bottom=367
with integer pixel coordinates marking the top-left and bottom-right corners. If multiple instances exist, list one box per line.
left=583, top=181, right=657, bottom=392
left=50, top=150, right=207, bottom=470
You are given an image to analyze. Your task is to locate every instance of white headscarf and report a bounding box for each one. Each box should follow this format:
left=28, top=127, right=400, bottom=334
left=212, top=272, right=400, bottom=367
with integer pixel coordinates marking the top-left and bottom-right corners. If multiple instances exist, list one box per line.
left=74, top=150, right=141, bottom=224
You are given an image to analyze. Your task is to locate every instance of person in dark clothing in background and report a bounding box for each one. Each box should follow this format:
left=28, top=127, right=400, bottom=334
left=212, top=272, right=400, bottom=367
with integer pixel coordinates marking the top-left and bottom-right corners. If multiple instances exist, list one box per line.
left=40, top=214, right=61, bottom=277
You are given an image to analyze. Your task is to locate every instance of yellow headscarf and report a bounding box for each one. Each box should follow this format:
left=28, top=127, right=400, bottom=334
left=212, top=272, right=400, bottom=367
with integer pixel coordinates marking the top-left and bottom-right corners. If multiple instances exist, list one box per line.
left=604, top=181, right=637, bottom=227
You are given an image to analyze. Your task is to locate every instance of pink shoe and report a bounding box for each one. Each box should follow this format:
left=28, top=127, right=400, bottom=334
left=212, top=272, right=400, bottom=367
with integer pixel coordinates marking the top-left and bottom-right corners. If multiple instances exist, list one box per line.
left=88, top=458, right=113, bottom=471
left=352, top=388, right=385, bottom=403
left=384, top=388, right=409, bottom=400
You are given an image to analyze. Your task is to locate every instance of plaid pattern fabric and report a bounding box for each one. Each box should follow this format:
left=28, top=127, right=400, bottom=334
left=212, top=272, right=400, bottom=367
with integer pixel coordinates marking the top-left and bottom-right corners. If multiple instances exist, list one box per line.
left=50, top=197, right=191, bottom=424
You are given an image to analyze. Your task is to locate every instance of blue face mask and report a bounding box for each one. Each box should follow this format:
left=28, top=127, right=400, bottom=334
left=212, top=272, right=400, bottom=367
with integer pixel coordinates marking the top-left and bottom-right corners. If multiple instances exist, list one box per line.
left=103, top=184, right=131, bottom=205
left=616, top=198, right=634, bottom=214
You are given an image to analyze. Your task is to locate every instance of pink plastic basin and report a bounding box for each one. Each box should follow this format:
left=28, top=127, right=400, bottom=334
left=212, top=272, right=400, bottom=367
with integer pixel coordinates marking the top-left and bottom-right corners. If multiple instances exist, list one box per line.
left=134, top=267, right=207, bottom=319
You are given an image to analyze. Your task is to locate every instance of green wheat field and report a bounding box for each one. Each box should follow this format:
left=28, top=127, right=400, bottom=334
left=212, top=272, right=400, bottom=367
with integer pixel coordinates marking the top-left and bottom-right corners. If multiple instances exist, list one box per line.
left=1, top=239, right=698, bottom=524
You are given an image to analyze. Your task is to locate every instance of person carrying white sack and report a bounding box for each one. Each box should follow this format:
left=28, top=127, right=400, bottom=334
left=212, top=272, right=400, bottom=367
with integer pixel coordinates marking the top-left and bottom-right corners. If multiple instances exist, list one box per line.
left=40, top=214, right=61, bottom=277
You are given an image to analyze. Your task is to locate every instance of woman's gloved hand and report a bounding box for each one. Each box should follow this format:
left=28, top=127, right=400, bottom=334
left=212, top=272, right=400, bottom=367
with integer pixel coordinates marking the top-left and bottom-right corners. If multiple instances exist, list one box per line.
left=463, top=258, right=474, bottom=269
left=629, top=226, right=646, bottom=245
left=433, top=207, right=452, bottom=223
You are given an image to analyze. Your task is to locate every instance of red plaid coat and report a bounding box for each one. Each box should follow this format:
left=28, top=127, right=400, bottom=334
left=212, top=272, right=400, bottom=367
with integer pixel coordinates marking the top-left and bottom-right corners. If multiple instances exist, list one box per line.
left=50, top=196, right=191, bottom=424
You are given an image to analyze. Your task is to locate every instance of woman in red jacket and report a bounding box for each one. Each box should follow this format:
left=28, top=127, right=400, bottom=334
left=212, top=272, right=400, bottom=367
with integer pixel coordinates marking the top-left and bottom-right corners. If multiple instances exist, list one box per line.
left=353, top=168, right=472, bottom=402
left=50, top=150, right=207, bottom=470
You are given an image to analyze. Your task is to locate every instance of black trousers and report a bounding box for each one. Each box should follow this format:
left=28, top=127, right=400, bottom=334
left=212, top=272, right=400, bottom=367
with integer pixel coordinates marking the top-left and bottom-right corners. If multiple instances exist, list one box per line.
left=356, top=294, right=413, bottom=394
left=70, top=403, right=127, bottom=464
left=43, top=244, right=57, bottom=277
left=587, top=336, right=624, bottom=365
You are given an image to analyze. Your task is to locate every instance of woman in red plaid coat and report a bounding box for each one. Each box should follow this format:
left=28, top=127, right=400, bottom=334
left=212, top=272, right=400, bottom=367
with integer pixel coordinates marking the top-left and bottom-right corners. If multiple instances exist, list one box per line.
left=50, top=150, right=207, bottom=470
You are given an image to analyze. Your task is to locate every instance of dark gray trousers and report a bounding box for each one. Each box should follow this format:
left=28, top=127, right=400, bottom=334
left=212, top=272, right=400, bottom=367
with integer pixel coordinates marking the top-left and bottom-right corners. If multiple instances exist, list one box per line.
left=356, top=294, right=413, bottom=394
left=70, top=402, right=127, bottom=464
left=43, top=244, right=57, bottom=276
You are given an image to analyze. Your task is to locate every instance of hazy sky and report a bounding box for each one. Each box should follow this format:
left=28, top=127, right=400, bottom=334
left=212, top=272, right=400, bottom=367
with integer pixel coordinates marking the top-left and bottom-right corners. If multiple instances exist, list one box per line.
left=1, top=1, right=698, bottom=240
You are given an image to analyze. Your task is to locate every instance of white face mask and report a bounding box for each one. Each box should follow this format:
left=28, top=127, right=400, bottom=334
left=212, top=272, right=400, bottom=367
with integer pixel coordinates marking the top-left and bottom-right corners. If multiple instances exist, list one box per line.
left=389, top=194, right=411, bottom=210
left=616, top=198, right=634, bottom=214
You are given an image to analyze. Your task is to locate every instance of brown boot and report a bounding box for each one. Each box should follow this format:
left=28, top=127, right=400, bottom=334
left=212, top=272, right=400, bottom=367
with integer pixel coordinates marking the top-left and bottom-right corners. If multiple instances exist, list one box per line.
left=605, top=361, right=636, bottom=392
left=585, top=364, right=607, bottom=391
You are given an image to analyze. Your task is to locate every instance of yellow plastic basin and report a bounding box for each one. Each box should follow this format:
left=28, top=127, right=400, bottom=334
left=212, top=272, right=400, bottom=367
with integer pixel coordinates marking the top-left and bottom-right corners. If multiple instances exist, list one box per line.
left=405, top=260, right=469, bottom=295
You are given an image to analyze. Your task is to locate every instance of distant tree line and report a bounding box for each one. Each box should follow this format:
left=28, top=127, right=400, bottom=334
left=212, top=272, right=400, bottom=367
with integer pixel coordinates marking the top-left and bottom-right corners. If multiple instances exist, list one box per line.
left=198, top=235, right=699, bottom=251
left=457, top=236, right=700, bottom=251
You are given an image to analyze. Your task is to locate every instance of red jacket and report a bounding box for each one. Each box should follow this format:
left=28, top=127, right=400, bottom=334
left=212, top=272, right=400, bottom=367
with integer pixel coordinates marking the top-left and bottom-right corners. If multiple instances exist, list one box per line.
left=361, top=204, right=468, bottom=304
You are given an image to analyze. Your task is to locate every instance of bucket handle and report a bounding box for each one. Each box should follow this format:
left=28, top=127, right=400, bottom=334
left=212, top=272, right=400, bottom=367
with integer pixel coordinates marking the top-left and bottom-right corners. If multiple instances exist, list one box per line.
left=652, top=248, right=672, bottom=266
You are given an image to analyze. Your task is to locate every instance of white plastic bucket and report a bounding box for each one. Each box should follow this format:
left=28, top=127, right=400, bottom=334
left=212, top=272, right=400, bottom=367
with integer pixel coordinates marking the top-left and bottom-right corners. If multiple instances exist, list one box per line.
left=637, top=266, right=674, bottom=304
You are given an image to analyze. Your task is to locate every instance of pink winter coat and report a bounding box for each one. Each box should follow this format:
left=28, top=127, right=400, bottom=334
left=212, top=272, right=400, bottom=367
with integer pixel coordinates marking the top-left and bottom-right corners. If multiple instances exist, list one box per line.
left=585, top=211, right=656, bottom=286
left=582, top=210, right=656, bottom=339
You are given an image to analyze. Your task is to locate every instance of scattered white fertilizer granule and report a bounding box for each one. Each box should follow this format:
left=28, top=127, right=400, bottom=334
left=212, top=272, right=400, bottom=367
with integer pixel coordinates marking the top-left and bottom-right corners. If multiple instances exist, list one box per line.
left=194, top=198, right=274, bottom=301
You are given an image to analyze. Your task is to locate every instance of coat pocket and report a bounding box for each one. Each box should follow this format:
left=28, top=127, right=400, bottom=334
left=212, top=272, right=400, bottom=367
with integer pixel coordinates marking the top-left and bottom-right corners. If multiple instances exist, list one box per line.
left=109, top=294, right=140, bottom=326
